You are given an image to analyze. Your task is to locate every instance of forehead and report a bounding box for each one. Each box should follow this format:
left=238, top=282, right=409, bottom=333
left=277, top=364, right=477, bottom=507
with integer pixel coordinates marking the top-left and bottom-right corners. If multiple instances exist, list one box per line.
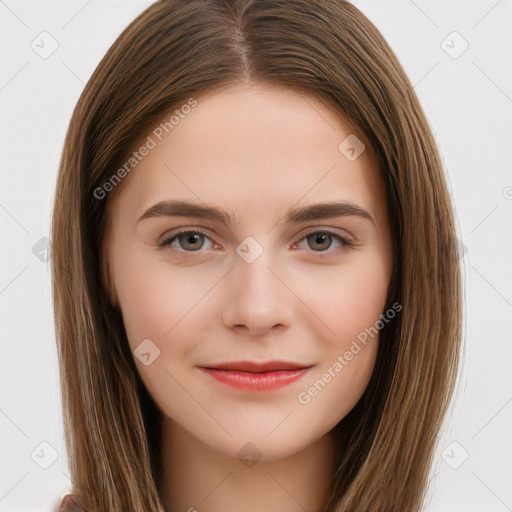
left=109, top=83, right=385, bottom=228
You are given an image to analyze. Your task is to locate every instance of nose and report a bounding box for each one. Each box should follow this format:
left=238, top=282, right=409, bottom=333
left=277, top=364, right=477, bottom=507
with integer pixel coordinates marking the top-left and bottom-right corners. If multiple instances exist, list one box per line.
left=221, top=247, right=295, bottom=337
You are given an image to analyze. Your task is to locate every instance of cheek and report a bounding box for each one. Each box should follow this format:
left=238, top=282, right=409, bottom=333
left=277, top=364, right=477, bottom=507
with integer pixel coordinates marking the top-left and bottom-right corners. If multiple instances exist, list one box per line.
left=291, top=252, right=388, bottom=411
left=114, top=251, right=216, bottom=347
left=113, top=258, right=214, bottom=414
left=294, top=345, right=377, bottom=440
left=296, top=251, right=390, bottom=347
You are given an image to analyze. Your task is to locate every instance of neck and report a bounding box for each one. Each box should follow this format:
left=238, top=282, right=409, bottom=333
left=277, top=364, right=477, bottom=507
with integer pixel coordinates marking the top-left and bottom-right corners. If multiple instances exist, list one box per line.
left=160, top=418, right=337, bottom=512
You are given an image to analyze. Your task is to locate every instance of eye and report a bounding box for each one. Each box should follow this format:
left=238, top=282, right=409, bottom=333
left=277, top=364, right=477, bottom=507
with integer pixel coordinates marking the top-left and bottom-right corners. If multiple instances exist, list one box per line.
left=292, top=230, right=355, bottom=256
left=159, top=230, right=216, bottom=252
left=158, top=229, right=355, bottom=256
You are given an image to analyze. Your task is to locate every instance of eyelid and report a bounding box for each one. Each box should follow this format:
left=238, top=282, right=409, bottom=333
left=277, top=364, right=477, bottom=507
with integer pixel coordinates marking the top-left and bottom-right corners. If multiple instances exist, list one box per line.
left=297, top=226, right=354, bottom=243
left=158, top=224, right=354, bottom=242
left=157, top=226, right=217, bottom=246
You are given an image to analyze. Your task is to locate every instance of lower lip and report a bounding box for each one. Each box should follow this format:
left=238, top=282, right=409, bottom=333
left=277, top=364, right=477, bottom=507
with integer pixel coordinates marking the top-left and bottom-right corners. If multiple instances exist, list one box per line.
left=199, top=367, right=310, bottom=392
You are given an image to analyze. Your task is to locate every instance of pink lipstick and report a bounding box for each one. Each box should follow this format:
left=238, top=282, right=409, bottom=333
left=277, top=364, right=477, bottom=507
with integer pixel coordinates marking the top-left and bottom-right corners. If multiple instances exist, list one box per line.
left=198, top=360, right=312, bottom=392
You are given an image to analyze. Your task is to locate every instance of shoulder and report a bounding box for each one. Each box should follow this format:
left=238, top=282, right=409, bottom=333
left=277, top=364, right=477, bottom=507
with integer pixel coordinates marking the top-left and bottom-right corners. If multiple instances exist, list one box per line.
left=56, top=494, right=86, bottom=512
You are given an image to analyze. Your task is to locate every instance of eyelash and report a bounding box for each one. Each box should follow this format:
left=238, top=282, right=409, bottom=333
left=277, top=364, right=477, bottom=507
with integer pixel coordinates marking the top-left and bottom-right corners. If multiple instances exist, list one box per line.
left=157, top=228, right=356, bottom=258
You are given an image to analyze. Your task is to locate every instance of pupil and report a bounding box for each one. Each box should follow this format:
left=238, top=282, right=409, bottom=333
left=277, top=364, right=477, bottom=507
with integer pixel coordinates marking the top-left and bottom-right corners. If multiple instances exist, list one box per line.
left=183, top=234, right=202, bottom=250
left=311, top=233, right=330, bottom=250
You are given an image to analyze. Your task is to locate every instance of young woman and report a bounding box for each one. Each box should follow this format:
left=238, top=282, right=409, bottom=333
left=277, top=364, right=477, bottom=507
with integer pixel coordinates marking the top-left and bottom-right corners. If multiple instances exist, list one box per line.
left=51, top=1, right=464, bottom=511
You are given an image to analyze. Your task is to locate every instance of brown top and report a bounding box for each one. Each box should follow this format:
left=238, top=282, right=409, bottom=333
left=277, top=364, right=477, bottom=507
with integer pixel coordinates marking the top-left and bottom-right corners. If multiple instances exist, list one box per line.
left=56, top=494, right=86, bottom=512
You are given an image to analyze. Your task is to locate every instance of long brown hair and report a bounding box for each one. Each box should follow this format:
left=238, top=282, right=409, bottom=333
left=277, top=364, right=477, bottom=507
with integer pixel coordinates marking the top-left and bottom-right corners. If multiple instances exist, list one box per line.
left=51, top=1, right=464, bottom=510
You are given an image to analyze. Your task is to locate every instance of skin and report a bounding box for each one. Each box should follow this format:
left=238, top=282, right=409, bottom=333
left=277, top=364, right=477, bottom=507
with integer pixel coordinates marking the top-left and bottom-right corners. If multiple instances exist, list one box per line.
left=103, top=81, right=393, bottom=512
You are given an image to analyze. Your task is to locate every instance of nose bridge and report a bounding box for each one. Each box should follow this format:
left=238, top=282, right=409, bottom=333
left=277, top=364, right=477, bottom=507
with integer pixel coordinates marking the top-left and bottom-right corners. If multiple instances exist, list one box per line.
left=221, top=234, right=294, bottom=334
left=234, top=235, right=282, bottom=303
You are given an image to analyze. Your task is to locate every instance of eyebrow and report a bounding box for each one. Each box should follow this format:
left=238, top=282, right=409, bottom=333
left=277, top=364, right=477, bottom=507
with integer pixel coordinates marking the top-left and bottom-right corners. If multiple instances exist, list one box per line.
left=137, top=199, right=375, bottom=227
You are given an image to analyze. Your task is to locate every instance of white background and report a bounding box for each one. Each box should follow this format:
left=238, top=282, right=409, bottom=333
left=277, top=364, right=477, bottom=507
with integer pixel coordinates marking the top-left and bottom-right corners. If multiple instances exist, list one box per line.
left=0, top=1, right=511, bottom=511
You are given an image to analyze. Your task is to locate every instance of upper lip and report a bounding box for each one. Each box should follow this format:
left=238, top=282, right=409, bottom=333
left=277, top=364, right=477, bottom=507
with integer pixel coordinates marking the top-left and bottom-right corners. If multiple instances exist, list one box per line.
left=201, top=360, right=312, bottom=373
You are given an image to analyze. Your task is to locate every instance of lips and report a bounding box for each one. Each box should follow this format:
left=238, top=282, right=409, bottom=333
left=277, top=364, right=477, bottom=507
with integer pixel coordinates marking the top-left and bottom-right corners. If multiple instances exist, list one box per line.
left=203, top=360, right=311, bottom=373
left=198, top=360, right=313, bottom=392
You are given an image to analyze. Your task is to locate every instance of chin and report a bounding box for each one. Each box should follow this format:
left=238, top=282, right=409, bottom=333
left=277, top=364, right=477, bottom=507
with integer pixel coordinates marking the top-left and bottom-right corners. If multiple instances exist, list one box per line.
left=200, top=424, right=324, bottom=463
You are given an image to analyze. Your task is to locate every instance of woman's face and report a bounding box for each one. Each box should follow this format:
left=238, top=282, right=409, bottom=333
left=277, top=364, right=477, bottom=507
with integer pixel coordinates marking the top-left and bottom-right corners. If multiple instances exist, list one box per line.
left=103, top=82, right=393, bottom=461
